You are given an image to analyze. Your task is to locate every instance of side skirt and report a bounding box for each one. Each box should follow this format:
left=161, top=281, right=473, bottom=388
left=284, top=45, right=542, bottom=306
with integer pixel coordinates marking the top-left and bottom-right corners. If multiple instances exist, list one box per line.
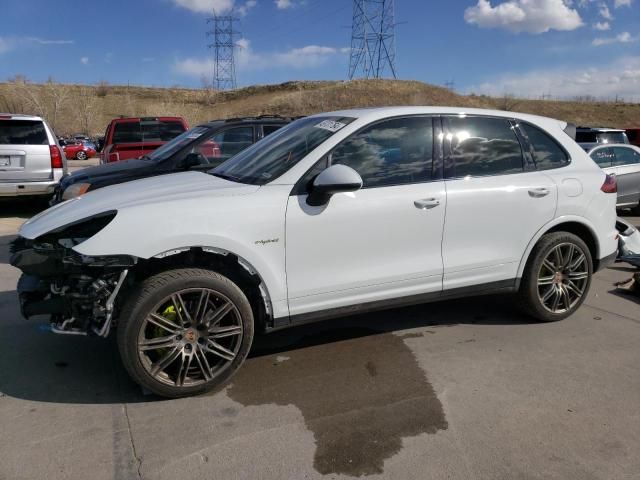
left=269, top=279, right=518, bottom=332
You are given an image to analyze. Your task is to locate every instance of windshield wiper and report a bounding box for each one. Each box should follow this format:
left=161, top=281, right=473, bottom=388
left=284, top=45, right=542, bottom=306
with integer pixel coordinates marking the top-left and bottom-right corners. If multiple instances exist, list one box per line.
left=210, top=172, right=241, bottom=182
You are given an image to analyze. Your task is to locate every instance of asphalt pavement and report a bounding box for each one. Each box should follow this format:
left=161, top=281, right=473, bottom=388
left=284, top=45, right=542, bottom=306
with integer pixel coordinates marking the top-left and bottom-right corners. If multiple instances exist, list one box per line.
left=0, top=193, right=638, bottom=480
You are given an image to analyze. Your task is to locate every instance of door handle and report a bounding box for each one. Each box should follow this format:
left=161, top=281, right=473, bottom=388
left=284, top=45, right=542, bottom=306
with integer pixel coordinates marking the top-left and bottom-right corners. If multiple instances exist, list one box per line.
left=528, top=187, right=550, bottom=198
left=414, top=198, right=440, bottom=209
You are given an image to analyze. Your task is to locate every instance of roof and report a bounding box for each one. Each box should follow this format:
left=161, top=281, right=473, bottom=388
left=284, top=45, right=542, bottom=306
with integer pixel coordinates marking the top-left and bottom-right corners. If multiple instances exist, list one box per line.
left=0, top=113, right=44, bottom=121
left=308, top=106, right=567, bottom=131
left=206, top=115, right=297, bottom=125
left=576, top=126, right=625, bottom=132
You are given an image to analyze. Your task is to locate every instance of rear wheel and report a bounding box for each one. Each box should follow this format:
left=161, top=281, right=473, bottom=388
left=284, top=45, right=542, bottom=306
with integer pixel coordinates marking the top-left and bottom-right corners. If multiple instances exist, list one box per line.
left=518, top=232, right=593, bottom=322
left=117, top=268, right=254, bottom=398
left=76, top=150, right=87, bottom=160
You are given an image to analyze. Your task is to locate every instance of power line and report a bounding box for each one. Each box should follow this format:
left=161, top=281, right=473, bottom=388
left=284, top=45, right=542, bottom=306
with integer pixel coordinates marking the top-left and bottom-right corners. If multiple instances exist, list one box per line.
left=207, top=12, right=239, bottom=90
left=349, top=0, right=397, bottom=80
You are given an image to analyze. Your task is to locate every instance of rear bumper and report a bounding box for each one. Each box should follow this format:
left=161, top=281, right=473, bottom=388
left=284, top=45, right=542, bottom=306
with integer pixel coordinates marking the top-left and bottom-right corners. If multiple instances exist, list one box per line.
left=596, top=250, right=617, bottom=272
left=0, top=169, right=63, bottom=197
left=0, top=179, right=58, bottom=197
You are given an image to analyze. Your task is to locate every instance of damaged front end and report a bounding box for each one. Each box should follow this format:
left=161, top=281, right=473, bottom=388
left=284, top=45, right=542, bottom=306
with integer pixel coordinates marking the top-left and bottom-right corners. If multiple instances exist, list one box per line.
left=10, top=211, right=136, bottom=337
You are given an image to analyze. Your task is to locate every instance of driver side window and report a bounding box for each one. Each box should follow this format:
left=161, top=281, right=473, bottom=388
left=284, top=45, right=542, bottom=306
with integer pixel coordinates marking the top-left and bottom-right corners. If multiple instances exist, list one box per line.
left=195, top=126, right=254, bottom=166
left=330, top=116, right=434, bottom=188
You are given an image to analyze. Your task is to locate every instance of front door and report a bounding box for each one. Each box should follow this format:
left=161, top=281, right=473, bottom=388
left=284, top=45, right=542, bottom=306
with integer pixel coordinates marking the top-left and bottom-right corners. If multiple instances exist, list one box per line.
left=285, top=116, right=446, bottom=317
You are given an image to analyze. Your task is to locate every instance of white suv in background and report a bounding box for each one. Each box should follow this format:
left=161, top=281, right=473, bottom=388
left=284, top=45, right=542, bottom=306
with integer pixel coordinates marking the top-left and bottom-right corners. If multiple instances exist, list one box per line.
left=0, top=114, right=66, bottom=197
left=12, top=107, right=618, bottom=397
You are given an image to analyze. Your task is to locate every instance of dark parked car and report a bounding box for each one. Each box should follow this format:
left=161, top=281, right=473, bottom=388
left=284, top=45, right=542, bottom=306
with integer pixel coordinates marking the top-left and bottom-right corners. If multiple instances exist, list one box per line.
left=53, top=116, right=293, bottom=203
left=626, top=128, right=640, bottom=147
left=575, top=126, right=629, bottom=151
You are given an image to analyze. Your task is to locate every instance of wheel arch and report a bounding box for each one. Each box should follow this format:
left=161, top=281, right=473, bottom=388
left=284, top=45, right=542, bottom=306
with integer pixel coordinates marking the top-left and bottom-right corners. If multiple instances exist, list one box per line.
left=517, top=216, right=600, bottom=280
left=128, top=246, right=276, bottom=332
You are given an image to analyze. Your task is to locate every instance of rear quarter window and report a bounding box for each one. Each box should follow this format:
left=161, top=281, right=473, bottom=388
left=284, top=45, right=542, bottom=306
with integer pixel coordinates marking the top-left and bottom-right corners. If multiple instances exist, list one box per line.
left=0, top=120, right=48, bottom=145
left=519, top=123, right=569, bottom=170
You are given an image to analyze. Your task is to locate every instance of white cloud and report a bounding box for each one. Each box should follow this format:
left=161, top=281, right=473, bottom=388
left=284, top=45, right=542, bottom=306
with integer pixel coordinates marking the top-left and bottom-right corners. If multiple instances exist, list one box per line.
left=174, top=39, right=348, bottom=78
left=592, top=31, right=635, bottom=45
left=237, top=0, right=256, bottom=15
left=28, top=37, right=74, bottom=45
left=464, top=0, right=583, bottom=33
left=80, top=56, right=89, bottom=65
left=0, top=37, right=10, bottom=54
left=598, top=3, right=613, bottom=19
left=171, top=0, right=235, bottom=14
left=0, top=36, right=74, bottom=54
left=467, top=56, right=640, bottom=100
left=614, top=0, right=632, bottom=6
left=275, top=0, right=293, bottom=8
left=592, top=21, right=610, bottom=30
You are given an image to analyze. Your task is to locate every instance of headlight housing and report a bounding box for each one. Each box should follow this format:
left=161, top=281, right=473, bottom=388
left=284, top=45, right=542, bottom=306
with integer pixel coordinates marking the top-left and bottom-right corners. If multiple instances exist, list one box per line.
left=36, top=211, right=118, bottom=248
left=62, top=182, right=92, bottom=201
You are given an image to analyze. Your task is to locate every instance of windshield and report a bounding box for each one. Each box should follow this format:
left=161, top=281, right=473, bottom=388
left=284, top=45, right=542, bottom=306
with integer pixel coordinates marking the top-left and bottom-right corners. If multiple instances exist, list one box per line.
left=145, top=126, right=212, bottom=162
left=210, top=116, right=355, bottom=185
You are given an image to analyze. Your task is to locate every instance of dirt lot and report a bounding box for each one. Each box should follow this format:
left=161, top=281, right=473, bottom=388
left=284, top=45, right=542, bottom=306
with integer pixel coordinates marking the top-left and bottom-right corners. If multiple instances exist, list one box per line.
left=0, top=198, right=639, bottom=480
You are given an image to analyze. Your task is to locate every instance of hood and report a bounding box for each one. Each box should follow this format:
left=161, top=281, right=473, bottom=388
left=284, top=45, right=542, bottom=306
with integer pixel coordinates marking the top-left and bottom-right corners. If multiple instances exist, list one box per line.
left=60, top=158, right=151, bottom=188
left=21, top=171, right=259, bottom=239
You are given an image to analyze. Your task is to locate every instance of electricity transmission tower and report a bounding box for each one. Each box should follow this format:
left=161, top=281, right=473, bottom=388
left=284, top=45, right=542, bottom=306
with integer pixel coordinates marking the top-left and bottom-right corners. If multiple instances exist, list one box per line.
left=207, top=12, right=239, bottom=90
left=348, top=0, right=397, bottom=80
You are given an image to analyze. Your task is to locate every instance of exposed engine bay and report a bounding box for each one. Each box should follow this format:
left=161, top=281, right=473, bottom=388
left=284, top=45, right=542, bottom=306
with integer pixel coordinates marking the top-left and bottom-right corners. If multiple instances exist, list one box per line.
left=10, top=212, right=136, bottom=337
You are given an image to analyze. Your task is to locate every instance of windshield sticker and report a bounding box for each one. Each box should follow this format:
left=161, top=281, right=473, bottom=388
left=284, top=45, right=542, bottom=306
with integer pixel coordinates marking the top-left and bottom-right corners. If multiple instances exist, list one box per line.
left=314, top=120, right=347, bottom=133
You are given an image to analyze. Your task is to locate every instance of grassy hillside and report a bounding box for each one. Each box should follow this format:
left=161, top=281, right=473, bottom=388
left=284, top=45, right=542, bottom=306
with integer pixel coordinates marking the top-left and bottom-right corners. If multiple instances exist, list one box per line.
left=1, top=79, right=638, bottom=136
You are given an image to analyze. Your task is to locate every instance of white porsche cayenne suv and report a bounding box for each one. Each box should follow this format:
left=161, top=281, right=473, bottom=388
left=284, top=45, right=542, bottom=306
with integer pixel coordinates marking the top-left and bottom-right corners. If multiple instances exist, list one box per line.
left=11, top=107, right=618, bottom=397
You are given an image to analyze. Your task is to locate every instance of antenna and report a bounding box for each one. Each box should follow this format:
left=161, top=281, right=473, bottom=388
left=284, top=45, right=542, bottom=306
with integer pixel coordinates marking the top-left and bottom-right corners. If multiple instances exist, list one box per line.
left=348, top=0, right=397, bottom=80
left=207, top=11, right=239, bottom=90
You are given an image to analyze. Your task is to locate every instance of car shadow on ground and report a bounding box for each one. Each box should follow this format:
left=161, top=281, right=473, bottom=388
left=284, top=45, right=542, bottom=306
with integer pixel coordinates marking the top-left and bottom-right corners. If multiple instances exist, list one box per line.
left=0, top=287, right=535, bottom=406
left=0, top=197, right=49, bottom=219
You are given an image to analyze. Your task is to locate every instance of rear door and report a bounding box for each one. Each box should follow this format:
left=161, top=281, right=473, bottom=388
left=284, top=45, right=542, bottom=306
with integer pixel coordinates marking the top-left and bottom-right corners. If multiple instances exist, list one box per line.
left=0, top=119, right=51, bottom=181
left=611, top=146, right=640, bottom=205
left=441, top=115, right=558, bottom=290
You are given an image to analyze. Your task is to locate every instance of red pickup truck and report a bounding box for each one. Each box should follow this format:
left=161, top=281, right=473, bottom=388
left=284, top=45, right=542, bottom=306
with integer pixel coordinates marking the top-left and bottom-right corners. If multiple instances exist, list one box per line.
left=100, top=116, right=188, bottom=163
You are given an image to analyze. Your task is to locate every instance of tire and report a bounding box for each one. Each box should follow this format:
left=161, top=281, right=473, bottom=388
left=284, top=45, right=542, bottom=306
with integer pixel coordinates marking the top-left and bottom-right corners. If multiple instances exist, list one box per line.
left=518, top=232, right=593, bottom=322
left=117, top=268, right=254, bottom=398
left=76, top=150, right=87, bottom=160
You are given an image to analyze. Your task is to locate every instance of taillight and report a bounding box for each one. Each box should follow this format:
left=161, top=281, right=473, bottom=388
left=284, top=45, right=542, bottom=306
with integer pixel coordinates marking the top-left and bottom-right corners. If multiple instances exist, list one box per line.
left=601, top=174, right=617, bottom=193
left=50, top=145, right=63, bottom=168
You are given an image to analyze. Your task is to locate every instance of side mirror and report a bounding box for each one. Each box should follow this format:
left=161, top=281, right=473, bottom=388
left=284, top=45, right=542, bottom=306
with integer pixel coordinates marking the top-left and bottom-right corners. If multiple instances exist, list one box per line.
left=307, top=164, right=363, bottom=206
left=182, top=152, right=203, bottom=169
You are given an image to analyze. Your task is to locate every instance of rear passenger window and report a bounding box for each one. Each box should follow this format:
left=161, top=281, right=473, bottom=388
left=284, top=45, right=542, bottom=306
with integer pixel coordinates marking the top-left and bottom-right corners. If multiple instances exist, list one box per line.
left=519, top=123, right=569, bottom=170
left=262, top=125, right=282, bottom=136
left=0, top=120, right=48, bottom=145
left=612, top=147, right=640, bottom=166
left=445, top=116, right=523, bottom=178
left=330, top=116, right=434, bottom=188
left=590, top=148, right=613, bottom=167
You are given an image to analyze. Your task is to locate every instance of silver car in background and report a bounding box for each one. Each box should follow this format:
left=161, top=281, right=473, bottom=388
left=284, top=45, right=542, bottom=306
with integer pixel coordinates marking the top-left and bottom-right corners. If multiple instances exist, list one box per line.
left=0, top=114, right=66, bottom=198
left=589, top=143, right=640, bottom=211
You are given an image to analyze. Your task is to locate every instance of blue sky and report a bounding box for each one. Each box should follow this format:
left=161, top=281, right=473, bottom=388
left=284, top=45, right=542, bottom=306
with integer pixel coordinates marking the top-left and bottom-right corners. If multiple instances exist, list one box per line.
left=0, top=0, right=638, bottom=99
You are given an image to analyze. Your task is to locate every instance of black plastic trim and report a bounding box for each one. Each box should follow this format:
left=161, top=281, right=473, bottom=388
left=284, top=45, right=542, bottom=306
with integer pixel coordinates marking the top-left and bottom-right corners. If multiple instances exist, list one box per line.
left=269, top=279, right=517, bottom=331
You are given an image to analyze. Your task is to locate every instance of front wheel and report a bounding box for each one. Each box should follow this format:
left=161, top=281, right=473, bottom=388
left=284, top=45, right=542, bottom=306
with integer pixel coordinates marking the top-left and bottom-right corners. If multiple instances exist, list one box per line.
left=117, top=268, right=254, bottom=398
left=76, top=150, right=88, bottom=160
left=518, top=232, right=593, bottom=322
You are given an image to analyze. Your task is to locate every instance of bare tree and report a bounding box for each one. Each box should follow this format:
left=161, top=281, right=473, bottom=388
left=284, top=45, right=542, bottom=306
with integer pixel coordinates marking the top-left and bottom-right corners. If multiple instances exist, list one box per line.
left=77, top=87, right=101, bottom=135
left=8, top=79, right=47, bottom=117
left=496, top=93, right=521, bottom=112
left=43, top=77, right=70, bottom=131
